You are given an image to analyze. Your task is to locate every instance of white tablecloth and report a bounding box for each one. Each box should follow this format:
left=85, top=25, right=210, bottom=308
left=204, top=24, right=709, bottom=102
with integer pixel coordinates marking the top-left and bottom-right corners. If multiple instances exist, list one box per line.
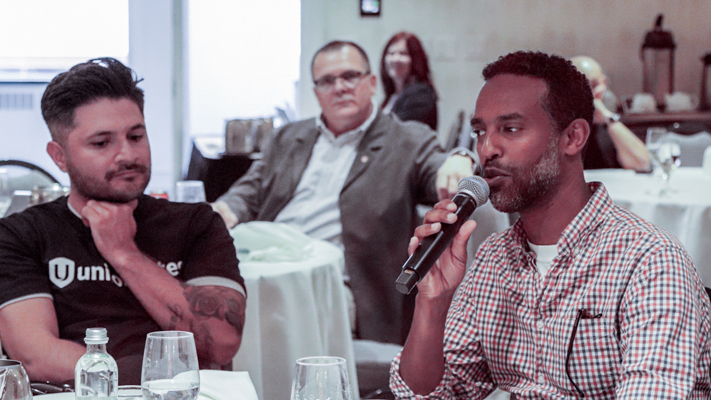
left=585, top=168, right=711, bottom=287
left=230, top=222, right=358, bottom=400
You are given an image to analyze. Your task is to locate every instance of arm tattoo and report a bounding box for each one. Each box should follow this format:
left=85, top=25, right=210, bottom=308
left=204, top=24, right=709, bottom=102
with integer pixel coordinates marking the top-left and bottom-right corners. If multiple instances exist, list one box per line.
left=183, top=285, right=246, bottom=333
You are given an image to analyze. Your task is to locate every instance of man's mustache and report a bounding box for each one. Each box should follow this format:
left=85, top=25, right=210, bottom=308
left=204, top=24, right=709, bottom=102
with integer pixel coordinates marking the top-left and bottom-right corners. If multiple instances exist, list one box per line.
left=481, top=161, right=509, bottom=178
left=105, top=163, right=149, bottom=180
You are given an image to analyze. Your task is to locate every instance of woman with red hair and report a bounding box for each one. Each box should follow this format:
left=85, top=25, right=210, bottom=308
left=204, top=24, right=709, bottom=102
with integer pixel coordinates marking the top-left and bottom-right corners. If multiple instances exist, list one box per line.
left=380, top=31, right=438, bottom=131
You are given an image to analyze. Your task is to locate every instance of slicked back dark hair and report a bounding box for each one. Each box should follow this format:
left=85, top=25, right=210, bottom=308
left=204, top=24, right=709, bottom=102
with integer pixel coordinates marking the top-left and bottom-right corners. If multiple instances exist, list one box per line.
left=41, top=57, right=144, bottom=144
left=380, top=31, right=436, bottom=108
left=310, top=40, right=371, bottom=79
left=482, top=51, right=594, bottom=133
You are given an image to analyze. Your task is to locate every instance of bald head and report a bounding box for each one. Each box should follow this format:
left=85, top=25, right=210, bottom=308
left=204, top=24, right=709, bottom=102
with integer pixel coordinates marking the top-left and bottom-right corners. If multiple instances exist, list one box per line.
left=571, top=56, right=605, bottom=81
left=571, top=56, right=609, bottom=100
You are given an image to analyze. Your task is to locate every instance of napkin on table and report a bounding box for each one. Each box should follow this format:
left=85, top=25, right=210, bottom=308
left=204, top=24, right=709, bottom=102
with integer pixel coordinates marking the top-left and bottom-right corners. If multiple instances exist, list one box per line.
left=199, top=370, right=258, bottom=400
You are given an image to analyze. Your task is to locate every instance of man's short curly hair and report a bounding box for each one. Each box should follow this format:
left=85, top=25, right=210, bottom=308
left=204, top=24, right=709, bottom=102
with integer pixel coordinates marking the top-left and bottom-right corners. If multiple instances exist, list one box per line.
left=41, top=57, right=144, bottom=144
left=482, top=51, right=594, bottom=133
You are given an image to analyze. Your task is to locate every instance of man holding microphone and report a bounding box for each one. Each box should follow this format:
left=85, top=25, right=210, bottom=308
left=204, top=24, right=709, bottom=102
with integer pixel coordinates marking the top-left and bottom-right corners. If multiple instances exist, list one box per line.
left=390, top=51, right=710, bottom=399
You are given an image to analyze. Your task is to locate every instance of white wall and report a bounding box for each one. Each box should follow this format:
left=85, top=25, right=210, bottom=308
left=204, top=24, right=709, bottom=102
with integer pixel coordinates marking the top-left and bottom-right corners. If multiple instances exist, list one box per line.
left=129, top=0, right=182, bottom=195
left=0, top=1, right=182, bottom=195
left=300, top=0, right=711, bottom=139
left=187, top=0, right=300, bottom=136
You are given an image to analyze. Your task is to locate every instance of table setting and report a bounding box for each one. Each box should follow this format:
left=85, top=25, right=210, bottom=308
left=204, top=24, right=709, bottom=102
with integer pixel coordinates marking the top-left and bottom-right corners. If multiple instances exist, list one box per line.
left=6, top=330, right=259, bottom=400
left=585, top=127, right=711, bottom=287
left=30, top=368, right=259, bottom=400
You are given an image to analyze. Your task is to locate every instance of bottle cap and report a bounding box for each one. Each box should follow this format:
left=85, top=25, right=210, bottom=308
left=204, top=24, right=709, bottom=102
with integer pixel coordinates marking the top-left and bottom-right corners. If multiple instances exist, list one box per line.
left=84, top=327, right=109, bottom=344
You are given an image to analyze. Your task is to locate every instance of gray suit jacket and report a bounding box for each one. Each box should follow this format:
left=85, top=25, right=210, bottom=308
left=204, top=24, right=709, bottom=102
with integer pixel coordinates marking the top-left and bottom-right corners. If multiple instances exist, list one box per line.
left=218, top=112, right=445, bottom=343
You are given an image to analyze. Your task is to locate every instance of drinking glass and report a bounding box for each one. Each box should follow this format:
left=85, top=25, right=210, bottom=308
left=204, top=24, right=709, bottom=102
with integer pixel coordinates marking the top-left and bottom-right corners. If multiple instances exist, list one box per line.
left=141, top=331, right=200, bottom=400
left=0, top=360, right=32, bottom=400
left=646, top=127, right=681, bottom=195
left=290, top=356, right=351, bottom=400
left=174, top=181, right=206, bottom=203
left=658, top=138, right=681, bottom=193
left=646, top=126, right=667, bottom=176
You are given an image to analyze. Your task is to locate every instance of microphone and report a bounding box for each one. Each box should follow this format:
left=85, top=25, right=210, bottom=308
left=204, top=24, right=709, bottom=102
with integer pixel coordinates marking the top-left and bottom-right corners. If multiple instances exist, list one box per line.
left=395, top=176, right=490, bottom=295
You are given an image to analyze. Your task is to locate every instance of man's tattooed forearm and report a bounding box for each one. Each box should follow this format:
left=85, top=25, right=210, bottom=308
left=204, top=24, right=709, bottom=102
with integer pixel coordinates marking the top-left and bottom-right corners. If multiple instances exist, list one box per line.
left=225, top=297, right=246, bottom=333
left=183, top=285, right=246, bottom=331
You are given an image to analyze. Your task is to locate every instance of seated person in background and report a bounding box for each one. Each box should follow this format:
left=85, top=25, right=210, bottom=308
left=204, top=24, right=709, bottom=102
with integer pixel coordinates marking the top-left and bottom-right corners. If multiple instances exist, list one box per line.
left=391, top=51, right=710, bottom=398
left=380, top=31, right=438, bottom=131
left=0, top=58, right=246, bottom=385
left=212, top=40, right=473, bottom=345
left=571, top=56, right=651, bottom=172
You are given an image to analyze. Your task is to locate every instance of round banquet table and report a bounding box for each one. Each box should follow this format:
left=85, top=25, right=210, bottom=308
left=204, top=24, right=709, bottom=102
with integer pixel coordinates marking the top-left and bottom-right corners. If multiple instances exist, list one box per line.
left=585, top=167, right=711, bottom=287
left=229, top=222, right=358, bottom=400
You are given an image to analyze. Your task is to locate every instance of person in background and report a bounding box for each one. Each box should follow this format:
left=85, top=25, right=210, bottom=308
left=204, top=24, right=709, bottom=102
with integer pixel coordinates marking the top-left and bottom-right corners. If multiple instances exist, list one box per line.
left=0, top=58, right=246, bottom=385
left=380, top=32, right=438, bottom=131
left=571, top=55, right=651, bottom=172
left=390, top=51, right=710, bottom=398
left=212, top=40, right=473, bottom=345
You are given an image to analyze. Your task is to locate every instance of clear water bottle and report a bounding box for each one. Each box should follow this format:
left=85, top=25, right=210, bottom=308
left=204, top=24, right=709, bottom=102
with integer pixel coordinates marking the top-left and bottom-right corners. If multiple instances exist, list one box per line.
left=75, top=328, right=118, bottom=399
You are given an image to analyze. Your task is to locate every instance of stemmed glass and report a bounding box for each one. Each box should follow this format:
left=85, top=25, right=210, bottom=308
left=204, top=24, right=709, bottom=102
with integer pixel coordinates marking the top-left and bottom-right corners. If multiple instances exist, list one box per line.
left=290, top=356, right=352, bottom=400
left=646, top=127, right=666, bottom=173
left=141, top=331, right=200, bottom=400
left=0, top=360, right=32, bottom=400
left=646, top=127, right=681, bottom=195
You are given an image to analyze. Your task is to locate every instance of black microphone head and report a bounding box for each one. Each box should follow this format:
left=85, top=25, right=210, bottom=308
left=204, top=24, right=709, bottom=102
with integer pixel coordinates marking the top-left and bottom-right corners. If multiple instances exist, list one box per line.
left=458, top=176, right=489, bottom=207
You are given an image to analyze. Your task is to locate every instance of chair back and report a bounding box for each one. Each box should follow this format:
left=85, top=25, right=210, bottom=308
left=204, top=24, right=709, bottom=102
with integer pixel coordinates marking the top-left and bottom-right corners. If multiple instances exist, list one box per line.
left=0, top=160, right=59, bottom=191
left=0, top=160, right=62, bottom=217
left=665, top=131, right=711, bottom=167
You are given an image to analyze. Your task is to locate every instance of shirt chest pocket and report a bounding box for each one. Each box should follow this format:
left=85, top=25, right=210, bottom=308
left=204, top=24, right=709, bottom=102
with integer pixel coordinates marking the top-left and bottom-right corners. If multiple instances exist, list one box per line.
left=564, top=316, right=620, bottom=397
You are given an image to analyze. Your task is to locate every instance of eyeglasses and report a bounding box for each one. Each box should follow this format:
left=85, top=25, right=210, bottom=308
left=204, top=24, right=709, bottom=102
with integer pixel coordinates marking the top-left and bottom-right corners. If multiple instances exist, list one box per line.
left=565, top=308, right=602, bottom=398
left=313, top=70, right=370, bottom=91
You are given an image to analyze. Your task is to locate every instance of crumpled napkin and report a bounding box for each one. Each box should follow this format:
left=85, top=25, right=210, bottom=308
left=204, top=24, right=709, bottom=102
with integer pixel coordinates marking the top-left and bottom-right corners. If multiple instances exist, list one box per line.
left=199, top=370, right=258, bottom=400
left=230, top=221, right=315, bottom=263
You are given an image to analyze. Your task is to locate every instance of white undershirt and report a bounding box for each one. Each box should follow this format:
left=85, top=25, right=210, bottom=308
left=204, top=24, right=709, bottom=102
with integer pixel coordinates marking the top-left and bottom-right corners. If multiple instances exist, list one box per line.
left=274, top=102, right=378, bottom=250
left=527, top=241, right=558, bottom=280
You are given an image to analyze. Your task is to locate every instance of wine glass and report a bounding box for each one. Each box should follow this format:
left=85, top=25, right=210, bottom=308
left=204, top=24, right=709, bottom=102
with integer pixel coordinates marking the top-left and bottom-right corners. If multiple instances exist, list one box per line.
left=290, top=356, right=352, bottom=400
left=141, top=331, right=200, bottom=400
left=0, top=360, right=32, bottom=400
left=657, top=138, right=681, bottom=194
left=646, top=126, right=667, bottom=176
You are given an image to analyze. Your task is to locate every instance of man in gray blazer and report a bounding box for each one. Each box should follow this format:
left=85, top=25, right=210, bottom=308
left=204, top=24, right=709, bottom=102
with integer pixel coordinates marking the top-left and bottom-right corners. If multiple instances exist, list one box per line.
left=212, top=40, right=473, bottom=344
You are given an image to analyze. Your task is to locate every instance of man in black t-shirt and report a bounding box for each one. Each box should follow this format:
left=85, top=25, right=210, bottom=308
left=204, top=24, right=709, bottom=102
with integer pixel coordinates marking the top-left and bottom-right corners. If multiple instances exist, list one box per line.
left=0, top=58, right=246, bottom=385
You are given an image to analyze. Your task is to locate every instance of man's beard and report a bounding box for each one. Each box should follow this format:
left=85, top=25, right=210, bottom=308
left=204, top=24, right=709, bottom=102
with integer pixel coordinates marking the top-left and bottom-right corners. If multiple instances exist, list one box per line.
left=484, top=137, right=562, bottom=214
left=66, top=161, right=151, bottom=203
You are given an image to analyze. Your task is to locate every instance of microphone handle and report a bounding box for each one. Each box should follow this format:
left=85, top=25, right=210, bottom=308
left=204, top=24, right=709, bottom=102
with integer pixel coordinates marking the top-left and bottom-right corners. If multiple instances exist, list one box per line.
left=395, top=192, right=477, bottom=294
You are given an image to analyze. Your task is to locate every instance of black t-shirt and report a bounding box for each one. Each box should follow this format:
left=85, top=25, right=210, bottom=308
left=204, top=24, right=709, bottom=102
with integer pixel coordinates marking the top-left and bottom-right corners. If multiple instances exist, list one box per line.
left=0, top=195, right=244, bottom=363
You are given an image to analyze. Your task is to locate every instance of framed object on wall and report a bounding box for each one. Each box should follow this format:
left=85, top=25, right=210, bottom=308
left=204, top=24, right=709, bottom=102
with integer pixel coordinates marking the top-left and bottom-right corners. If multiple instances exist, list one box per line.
left=360, top=0, right=381, bottom=17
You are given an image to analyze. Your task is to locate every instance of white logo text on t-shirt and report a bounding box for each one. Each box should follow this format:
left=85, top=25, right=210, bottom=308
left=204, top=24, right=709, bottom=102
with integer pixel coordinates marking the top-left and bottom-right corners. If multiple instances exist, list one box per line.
left=48, top=257, right=184, bottom=288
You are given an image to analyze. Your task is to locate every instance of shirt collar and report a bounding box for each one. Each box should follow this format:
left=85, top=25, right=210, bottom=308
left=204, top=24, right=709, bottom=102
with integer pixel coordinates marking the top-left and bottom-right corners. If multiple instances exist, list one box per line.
left=315, top=100, right=378, bottom=143
left=508, top=182, right=611, bottom=256
left=67, top=197, right=83, bottom=219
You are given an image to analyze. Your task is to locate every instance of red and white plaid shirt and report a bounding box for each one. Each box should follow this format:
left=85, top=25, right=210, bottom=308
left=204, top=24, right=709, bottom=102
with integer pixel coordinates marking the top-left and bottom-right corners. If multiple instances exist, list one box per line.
left=391, top=183, right=711, bottom=399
